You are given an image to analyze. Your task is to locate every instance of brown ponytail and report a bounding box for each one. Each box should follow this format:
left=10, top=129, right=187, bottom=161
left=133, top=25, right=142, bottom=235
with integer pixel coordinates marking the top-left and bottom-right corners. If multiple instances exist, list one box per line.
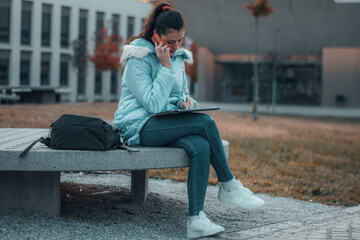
left=125, top=2, right=185, bottom=45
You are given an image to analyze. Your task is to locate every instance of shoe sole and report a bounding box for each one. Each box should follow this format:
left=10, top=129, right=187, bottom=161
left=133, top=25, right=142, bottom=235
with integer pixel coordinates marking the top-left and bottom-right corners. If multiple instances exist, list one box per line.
left=218, top=194, right=264, bottom=210
left=187, top=228, right=225, bottom=239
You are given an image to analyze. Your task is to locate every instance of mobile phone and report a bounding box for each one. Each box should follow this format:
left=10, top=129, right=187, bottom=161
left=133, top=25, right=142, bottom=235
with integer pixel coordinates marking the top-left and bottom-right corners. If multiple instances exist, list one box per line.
left=151, top=32, right=172, bottom=57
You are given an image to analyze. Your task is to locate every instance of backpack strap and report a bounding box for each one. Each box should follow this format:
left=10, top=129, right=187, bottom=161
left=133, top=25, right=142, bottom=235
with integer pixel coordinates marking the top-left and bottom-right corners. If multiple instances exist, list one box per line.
left=19, top=137, right=139, bottom=158
left=19, top=137, right=49, bottom=158
left=118, top=143, right=140, bottom=152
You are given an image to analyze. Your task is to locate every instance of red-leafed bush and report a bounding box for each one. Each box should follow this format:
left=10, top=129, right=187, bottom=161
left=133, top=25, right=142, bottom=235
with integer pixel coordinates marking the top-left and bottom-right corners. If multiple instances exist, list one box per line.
left=87, top=27, right=123, bottom=71
left=244, top=0, right=274, bottom=17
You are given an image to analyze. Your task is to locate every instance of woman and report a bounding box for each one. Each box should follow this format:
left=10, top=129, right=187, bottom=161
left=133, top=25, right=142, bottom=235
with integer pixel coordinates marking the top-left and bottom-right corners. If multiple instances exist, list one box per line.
left=114, top=3, right=264, bottom=239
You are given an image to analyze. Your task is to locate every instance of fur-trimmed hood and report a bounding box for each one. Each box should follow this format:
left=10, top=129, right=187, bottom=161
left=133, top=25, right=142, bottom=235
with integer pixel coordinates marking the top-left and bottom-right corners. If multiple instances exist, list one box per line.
left=120, top=38, right=193, bottom=66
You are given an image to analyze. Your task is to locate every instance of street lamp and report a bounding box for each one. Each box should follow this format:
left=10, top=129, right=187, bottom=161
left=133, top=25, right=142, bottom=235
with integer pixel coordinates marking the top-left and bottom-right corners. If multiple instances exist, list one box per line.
left=272, top=26, right=281, bottom=114
left=244, top=0, right=274, bottom=121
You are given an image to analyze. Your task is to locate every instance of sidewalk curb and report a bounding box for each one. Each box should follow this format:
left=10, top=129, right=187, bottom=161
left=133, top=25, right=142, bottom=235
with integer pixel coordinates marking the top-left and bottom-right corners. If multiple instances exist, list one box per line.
left=198, top=102, right=360, bottom=119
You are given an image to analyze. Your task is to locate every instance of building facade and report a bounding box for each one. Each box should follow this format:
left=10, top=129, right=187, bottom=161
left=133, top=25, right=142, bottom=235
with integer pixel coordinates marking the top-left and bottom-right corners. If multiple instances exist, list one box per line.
left=172, top=0, right=360, bottom=107
left=322, top=48, right=360, bottom=107
left=0, top=0, right=152, bottom=102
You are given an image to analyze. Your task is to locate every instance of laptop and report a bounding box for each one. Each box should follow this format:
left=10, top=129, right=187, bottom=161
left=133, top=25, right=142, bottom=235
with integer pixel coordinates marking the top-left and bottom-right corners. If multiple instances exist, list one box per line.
left=150, top=106, right=220, bottom=117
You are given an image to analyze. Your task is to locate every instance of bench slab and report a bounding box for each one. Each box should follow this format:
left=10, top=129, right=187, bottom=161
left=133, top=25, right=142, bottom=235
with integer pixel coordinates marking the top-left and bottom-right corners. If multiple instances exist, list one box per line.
left=0, top=171, right=60, bottom=215
left=0, top=128, right=229, bottom=216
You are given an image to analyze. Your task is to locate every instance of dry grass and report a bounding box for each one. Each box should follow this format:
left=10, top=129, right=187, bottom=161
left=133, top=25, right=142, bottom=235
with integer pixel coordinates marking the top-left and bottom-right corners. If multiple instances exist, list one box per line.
left=1, top=103, right=359, bottom=206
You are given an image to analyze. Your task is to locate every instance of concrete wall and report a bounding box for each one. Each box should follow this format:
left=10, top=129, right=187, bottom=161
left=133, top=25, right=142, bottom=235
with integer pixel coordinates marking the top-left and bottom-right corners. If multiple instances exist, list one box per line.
left=172, top=0, right=360, bottom=105
left=322, top=48, right=360, bottom=107
left=0, top=0, right=152, bottom=102
left=172, top=0, right=360, bottom=55
left=193, top=47, right=215, bottom=101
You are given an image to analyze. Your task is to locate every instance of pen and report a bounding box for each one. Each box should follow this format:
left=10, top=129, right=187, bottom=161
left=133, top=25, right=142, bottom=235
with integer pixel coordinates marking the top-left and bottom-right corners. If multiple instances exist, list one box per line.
left=182, top=90, right=188, bottom=109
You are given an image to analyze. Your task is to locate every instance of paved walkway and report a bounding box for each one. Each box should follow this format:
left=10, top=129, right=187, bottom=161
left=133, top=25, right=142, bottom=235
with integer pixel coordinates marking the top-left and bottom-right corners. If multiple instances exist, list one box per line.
left=281, top=214, right=360, bottom=240
left=61, top=173, right=360, bottom=240
left=228, top=206, right=360, bottom=239
left=197, top=102, right=360, bottom=119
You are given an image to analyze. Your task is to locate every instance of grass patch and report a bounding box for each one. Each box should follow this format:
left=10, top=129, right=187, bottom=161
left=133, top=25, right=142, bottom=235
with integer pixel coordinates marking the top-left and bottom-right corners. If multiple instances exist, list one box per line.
left=1, top=103, right=359, bottom=206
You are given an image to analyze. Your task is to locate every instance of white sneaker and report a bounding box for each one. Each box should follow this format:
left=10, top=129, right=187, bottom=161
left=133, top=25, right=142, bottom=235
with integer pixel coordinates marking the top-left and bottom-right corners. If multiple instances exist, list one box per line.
left=187, top=211, right=225, bottom=239
left=218, top=180, right=264, bottom=210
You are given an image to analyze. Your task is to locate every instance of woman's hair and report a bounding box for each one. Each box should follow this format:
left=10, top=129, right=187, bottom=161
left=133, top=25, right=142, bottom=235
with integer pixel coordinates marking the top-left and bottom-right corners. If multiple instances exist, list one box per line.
left=125, top=2, right=185, bottom=45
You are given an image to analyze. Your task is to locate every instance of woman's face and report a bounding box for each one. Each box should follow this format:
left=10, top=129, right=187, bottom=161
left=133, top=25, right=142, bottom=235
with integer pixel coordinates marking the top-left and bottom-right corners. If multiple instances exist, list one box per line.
left=161, top=28, right=185, bottom=55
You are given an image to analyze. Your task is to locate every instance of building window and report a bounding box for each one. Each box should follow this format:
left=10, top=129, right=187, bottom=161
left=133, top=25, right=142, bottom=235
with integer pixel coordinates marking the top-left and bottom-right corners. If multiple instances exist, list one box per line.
left=141, top=18, right=146, bottom=31
left=111, top=70, right=118, bottom=95
left=20, top=52, right=31, bottom=86
left=112, top=14, right=120, bottom=40
left=60, top=54, right=70, bottom=86
left=127, top=16, right=135, bottom=40
left=95, top=69, right=102, bottom=95
left=223, top=63, right=253, bottom=102
left=79, top=9, right=88, bottom=40
left=42, top=4, right=52, bottom=47
left=0, top=0, right=11, bottom=43
left=0, top=51, right=10, bottom=86
left=77, top=67, right=86, bottom=95
left=21, top=1, right=32, bottom=45
left=40, top=53, right=51, bottom=85
left=96, top=12, right=104, bottom=46
left=61, top=7, right=70, bottom=48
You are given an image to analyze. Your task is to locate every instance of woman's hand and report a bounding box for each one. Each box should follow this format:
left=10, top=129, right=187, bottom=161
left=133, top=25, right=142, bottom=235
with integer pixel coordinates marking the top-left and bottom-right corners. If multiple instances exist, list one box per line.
left=185, top=97, right=195, bottom=109
left=154, top=42, right=172, bottom=69
left=180, top=97, right=195, bottom=109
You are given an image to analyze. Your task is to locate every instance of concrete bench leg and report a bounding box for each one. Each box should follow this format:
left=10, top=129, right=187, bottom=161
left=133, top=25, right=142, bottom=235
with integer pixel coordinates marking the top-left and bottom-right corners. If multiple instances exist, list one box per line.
left=0, top=171, right=60, bottom=217
left=131, top=170, right=149, bottom=203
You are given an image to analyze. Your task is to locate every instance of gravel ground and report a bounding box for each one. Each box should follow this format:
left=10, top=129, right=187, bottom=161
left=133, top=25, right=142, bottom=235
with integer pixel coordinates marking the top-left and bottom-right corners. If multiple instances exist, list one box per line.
left=0, top=172, right=354, bottom=240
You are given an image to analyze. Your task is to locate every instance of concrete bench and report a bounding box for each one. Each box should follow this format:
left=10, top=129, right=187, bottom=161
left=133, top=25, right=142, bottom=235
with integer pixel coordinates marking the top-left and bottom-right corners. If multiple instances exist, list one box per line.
left=0, top=93, right=20, bottom=103
left=0, top=128, right=229, bottom=217
left=1, top=87, right=66, bottom=103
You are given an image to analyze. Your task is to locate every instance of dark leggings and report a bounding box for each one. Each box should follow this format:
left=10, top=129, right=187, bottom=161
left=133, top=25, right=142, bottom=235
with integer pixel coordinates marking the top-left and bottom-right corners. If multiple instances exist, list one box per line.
left=139, top=113, right=233, bottom=216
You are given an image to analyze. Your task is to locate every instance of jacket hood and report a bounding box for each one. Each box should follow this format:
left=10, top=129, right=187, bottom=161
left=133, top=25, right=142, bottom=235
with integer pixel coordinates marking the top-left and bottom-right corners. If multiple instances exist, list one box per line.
left=120, top=38, right=193, bottom=66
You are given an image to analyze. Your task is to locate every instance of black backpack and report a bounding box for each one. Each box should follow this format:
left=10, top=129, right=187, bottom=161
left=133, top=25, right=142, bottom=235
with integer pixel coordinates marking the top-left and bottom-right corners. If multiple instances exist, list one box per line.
left=19, top=114, right=138, bottom=158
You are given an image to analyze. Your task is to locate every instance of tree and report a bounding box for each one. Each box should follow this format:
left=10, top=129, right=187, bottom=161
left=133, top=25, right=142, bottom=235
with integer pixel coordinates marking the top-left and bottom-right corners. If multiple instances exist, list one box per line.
left=71, top=38, right=89, bottom=96
left=244, top=0, right=274, bottom=121
left=87, top=26, right=123, bottom=72
left=72, top=39, right=88, bottom=72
